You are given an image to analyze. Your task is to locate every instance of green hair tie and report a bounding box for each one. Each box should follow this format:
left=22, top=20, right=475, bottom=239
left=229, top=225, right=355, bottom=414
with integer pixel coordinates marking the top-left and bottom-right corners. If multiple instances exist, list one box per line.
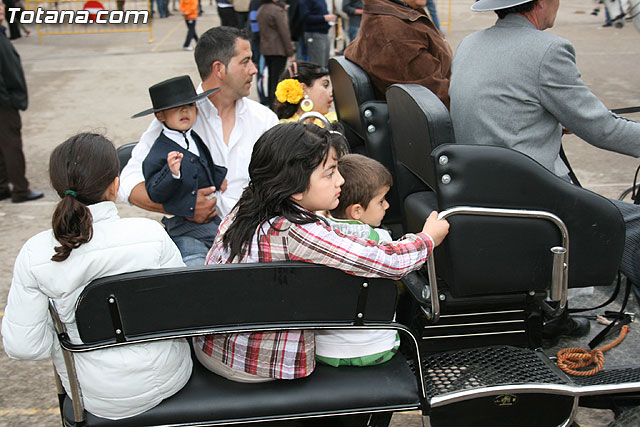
left=65, top=190, right=77, bottom=197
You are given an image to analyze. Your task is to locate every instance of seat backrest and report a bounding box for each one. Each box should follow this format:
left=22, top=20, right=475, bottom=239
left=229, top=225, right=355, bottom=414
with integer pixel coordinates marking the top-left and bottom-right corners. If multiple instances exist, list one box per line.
left=431, top=144, right=624, bottom=296
left=386, top=84, right=455, bottom=191
left=329, top=57, right=428, bottom=232
left=72, top=262, right=398, bottom=347
left=328, top=55, right=375, bottom=153
left=117, top=141, right=137, bottom=174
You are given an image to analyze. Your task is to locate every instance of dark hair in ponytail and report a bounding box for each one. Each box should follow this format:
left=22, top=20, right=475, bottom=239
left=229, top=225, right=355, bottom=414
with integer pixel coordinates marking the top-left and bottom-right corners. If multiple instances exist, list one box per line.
left=223, top=122, right=347, bottom=261
left=49, top=133, right=120, bottom=262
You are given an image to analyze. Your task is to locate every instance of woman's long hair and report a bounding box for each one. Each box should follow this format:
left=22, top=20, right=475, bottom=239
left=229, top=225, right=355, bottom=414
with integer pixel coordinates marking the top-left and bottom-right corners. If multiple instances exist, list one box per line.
left=223, top=122, right=346, bottom=260
left=49, top=133, right=120, bottom=262
left=274, top=61, right=329, bottom=119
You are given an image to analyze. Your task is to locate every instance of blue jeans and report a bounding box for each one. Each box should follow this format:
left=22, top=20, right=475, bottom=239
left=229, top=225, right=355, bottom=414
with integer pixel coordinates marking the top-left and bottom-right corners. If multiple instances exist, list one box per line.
left=155, top=0, right=167, bottom=17
left=172, top=236, right=212, bottom=266
left=348, top=25, right=359, bottom=43
left=426, top=0, right=441, bottom=31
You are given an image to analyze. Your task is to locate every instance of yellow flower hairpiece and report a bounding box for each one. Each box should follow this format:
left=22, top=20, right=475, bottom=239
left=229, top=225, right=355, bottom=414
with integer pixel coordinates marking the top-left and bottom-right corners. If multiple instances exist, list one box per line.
left=275, top=79, right=304, bottom=105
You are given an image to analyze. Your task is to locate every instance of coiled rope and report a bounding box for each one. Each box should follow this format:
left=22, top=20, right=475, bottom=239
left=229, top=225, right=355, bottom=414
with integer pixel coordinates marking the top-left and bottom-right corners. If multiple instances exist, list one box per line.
left=556, top=325, right=629, bottom=376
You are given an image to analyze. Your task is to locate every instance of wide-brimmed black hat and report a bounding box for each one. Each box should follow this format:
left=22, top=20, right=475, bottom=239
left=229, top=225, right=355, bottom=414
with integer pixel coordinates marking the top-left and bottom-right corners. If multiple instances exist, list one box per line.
left=131, top=75, right=219, bottom=118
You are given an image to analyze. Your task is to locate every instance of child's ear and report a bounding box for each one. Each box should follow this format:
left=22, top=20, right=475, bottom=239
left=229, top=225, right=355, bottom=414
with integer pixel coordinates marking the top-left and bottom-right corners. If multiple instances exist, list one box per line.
left=290, top=192, right=304, bottom=202
left=102, top=176, right=120, bottom=202
left=154, top=111, right=166, bottom=122
left=346, top=204, right=364, bottom=221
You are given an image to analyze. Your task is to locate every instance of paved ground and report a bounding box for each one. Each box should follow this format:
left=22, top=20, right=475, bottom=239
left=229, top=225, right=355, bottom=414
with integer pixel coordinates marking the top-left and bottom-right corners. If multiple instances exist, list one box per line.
left=0, top=0, right=639, bottom=425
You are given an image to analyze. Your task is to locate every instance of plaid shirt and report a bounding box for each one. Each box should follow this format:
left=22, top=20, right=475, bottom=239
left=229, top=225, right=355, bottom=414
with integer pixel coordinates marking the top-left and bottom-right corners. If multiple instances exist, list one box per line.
left=200, top=210, right=434, bottom=379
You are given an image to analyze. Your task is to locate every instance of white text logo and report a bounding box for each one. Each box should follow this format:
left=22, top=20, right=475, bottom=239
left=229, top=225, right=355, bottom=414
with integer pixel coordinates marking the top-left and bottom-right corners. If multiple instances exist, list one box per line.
left=7, top=7, right=149, bottom=25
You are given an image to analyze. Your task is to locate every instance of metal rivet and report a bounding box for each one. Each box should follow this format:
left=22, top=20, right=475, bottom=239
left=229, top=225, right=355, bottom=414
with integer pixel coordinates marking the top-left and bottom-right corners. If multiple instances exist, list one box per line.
left=441, top=174, right=451, bottom=185
left=422, top=286, right=431, bottom=300
left=367, top=124, right=376, bottom=133
left=439, top=155, right=449, bottom=165
left=108, top=298, right=115, bottom=304
left=363, top=109, right=372, bottom=118
left=362, top=282, right=368, bottom=288
left=357, top=313, right=363, bottom=318
left=529, top=290, right=536, bottom=296
left=439, top=293, right=446, bottom=301
left=115, top=329, right=122, bottom=334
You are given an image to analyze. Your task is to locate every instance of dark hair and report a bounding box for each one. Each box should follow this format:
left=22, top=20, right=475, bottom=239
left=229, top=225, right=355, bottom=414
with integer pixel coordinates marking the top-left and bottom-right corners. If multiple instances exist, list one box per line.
left=223, top=122, right=347, bottom=260
left=330, top=154, right=392, bottom=219
left=274, top=61, right=329, bottom=119
left=49, top=133, right=120, bottom=262
left=195, top=26, right=250, bottom=80
left=495, top=0, right=537, bottom=18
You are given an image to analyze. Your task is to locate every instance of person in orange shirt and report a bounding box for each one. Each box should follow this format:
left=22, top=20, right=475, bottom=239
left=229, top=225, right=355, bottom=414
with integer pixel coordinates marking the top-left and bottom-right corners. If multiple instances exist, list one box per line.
left=180, top=0, right=199, bottom=50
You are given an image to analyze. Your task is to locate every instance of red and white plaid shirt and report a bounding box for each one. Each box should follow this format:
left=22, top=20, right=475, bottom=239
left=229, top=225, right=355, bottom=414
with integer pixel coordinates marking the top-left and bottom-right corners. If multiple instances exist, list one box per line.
left=199, top=210, right=434, bottom=379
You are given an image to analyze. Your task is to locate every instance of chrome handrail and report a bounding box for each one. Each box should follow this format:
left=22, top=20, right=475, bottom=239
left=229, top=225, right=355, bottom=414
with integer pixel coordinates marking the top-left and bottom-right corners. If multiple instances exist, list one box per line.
left=49, top=299, right=86, bottom=424
left=424, top=206, right=569, bottom=322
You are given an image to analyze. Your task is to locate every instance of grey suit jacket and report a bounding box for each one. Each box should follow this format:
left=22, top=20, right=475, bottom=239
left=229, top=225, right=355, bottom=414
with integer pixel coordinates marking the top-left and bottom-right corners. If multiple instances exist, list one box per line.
left=449, top=14, right=640, bottom=178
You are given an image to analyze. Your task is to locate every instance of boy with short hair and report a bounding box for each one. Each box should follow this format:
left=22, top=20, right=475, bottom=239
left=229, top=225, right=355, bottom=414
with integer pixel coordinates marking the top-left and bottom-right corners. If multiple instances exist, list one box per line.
left=318, top=153, right=399, bottom=367
left=133, top=75, right=228, bottom=266
left=327, top=153, right=393, bottom=242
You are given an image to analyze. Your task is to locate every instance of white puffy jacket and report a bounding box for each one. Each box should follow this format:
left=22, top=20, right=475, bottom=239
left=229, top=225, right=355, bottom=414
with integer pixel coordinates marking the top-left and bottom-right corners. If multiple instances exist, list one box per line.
left=1, top=202, right=193, bottom=420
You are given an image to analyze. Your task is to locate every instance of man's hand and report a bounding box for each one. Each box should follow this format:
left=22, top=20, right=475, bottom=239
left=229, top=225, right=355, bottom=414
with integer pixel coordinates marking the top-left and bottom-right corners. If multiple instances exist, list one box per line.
left=219, top=178, right=228, bottom=193
left=324, top=13, right=337, bottom=22
left=188, top=186, right=218, bottom=223
left=167, top=151, right=183, bottom=176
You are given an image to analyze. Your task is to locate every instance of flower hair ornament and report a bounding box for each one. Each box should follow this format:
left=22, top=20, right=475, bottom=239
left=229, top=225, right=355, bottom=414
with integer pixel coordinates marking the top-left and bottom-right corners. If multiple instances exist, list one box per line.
left=275, top=79, right=304, bottom=105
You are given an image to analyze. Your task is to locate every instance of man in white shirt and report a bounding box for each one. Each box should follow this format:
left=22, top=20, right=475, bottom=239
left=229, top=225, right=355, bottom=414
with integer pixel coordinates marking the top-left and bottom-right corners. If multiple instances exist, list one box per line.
left=120, top=26, right=279, bottom=233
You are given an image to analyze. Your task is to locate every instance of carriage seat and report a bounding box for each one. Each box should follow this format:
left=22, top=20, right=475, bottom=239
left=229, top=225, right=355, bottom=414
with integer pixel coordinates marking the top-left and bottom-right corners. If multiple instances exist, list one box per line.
left=51, top=263, right=425, bottom=426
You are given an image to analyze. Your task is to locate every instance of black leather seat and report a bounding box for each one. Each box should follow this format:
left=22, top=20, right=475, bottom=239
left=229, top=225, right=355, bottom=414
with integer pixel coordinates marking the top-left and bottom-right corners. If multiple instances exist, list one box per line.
left=117, top=141, right=137, bottom=174
left=64, top=353, right=419, bottom=426
left=329, top=56, right=428, bottom=235
left=430, top=143, right=624, bottom=295
left=385, top=83, right=624, bottom=353
left=52, top=263, right=424, bottom=426
left=386, top=84, right=454, bottom=234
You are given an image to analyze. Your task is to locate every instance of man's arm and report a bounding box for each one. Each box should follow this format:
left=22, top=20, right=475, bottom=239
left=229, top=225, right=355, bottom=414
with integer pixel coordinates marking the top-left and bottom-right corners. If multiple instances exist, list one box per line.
left=540, top=39, right=640, bottom=158
left=0, top=39, right=28, bottom=110
left=129, top=182, right=166, bottom=213
left=342, top=0, right=359, bottom=17
left=119, top=118, right=163, bottom=203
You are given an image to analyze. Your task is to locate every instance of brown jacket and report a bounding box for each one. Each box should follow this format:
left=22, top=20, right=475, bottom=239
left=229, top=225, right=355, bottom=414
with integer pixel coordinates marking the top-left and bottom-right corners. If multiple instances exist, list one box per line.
left=257, top=2, right=295, bottom=57
left=344, top=0, right=452, bottom=108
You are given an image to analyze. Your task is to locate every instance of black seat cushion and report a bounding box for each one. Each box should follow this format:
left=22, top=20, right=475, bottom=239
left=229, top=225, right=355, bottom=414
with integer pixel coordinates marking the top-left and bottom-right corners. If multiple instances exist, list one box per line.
left=63, top=354, right=420, bottom=426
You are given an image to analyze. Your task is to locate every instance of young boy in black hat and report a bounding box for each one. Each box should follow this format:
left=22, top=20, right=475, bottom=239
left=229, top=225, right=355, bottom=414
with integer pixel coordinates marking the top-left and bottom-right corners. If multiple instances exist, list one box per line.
left=133, top=75, right=227, bottom=266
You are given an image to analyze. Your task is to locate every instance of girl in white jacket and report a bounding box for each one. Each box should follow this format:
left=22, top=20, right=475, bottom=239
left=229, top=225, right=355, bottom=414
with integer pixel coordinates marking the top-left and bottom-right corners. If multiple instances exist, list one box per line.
left=1, top=133, right=192, bottom=420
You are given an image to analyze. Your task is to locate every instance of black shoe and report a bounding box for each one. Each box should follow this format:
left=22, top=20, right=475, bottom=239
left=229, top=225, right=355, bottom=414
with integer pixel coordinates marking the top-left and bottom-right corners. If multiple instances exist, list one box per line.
left=602, top=22, right=613, bottom=27
left=559, top=316, right=591, bottom=337
left=12, top=190, right=44, bottom=203
left=542, top=314, right=590, bottom=348
left=0, top=188, right=10, bottom=201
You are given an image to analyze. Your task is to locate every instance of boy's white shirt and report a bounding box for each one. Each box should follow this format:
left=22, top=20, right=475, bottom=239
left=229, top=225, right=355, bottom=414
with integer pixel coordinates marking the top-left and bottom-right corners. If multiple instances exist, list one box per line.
left=316, top=216, right=398, bottom=359
left=162, top=127, right=200, bottom=179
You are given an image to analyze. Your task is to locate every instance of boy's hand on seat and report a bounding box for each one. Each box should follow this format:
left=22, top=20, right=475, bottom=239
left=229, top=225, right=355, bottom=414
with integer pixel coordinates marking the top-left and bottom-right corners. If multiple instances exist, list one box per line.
left=167, top=151, right=183, bottom=176
left=220, top=178, right=228, bottom=193
left=188, top=187, right=218, bottom=223
left=422, top=211, right=449, bottom=247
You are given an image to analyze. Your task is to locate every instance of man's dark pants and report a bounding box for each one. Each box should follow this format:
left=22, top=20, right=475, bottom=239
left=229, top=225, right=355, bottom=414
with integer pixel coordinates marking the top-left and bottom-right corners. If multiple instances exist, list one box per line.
left=0, top=105, right=30, bottom=196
